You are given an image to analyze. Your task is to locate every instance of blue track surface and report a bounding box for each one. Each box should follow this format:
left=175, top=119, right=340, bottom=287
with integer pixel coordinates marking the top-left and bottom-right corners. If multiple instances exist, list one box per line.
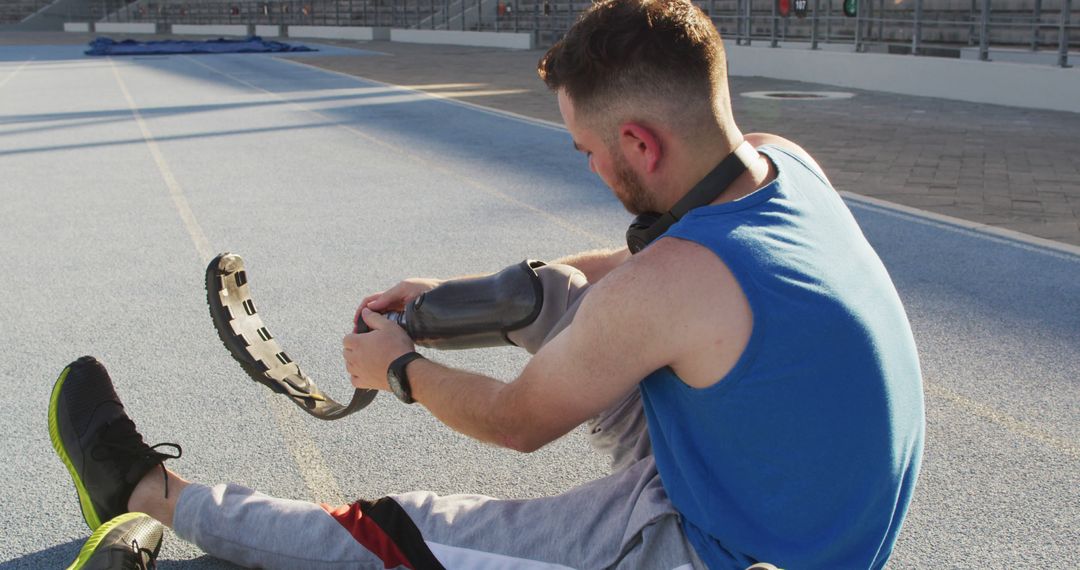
left=0, top=44, right=1077, bottom=568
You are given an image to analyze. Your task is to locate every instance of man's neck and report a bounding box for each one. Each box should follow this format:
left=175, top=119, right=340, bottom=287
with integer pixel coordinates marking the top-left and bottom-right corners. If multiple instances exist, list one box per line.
left=713, top=146, right=775, bottom=206
left=658, top=138, right=776, bottom=211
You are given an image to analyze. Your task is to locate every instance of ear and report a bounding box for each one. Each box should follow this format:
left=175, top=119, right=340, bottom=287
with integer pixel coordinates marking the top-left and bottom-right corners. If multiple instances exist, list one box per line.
left=618, top=122, right=663, bottom=174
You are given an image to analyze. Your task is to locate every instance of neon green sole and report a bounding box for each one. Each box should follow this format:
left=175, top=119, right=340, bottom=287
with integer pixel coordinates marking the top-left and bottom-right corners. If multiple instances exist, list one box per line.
left=65, top=512, right=149, bottom=570
left=48, top=364, right=104, bottom=531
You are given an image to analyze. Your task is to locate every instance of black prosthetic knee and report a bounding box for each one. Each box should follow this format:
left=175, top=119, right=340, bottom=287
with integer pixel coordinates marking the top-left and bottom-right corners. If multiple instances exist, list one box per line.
left=366, top=260, right=546, bottom=350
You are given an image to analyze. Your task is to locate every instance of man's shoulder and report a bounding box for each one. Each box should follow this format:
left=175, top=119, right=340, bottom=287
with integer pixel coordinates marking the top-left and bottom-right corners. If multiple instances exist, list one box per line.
left=597, top=238, right=721, bottom=290
left=743, top=132, right=812, bottom=161
left=744, top=132, right=831, bottom=184
left=542, top=240, right=733, bottom=385
left=582, top=236, right=752, bottom=388
left=586, top=237, right=743, bottom=319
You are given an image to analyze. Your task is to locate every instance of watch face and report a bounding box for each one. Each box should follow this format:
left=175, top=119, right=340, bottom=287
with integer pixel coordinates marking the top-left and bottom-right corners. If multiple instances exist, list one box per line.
left=388, top=369, right=408, bottom=402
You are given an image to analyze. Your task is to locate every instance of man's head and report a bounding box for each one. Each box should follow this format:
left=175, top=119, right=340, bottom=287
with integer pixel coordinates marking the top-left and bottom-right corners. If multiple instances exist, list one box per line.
left=538, top=0, right=738, bottom=213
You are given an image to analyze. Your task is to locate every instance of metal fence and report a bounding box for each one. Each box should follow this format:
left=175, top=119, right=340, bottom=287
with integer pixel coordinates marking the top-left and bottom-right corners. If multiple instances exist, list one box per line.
left=1, top=0, right=54, bottom=24
left=78, top=0, right=521, bottom=30
left=710, top=0, right=1076, bottom=67
left=71, top=0, right=1076, bottom=66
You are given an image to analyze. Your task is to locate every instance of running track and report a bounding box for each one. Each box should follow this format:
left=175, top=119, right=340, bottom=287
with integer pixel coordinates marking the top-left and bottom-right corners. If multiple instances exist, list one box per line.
left=0, top=43, right=1076, bottom=568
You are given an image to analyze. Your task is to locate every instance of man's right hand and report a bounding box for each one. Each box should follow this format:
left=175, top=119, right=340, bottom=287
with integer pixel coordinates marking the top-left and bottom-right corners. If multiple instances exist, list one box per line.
left=355, top=278, right=443, bottom=325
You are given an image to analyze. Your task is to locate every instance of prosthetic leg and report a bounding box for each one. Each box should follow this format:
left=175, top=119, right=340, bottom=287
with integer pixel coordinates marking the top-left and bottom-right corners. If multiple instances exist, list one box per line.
left=207, top=254, right=587, bottom=420
left=207, top=253, right=378, bottom=421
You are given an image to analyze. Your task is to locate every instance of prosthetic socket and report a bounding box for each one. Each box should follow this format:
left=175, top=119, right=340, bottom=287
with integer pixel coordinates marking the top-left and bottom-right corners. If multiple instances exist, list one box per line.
left=383, top=260, right=547, bottom=350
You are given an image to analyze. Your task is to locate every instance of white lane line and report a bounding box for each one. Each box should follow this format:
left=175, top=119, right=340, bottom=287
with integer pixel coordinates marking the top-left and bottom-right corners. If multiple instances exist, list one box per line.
left=108, top=57, right=346, bottom=506
left=845, top=192, right=1080, bottom=261
left=184, top=55, right=610, bottom=248
left=189, top=54, right=1076, bottom=464
left=925, top=383, right=1079, bottom=460
left=0, top=58, right=34, bottom=90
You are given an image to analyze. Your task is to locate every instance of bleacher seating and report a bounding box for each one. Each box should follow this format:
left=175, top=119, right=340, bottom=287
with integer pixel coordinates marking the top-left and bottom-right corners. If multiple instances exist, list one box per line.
left=1, top=0, right=54, bottom=24
left=89, top=0, right=1075, bottom=51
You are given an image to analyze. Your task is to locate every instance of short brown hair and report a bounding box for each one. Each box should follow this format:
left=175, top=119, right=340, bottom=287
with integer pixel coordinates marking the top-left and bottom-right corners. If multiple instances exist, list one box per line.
left=538, top=0, right=730, bottom=141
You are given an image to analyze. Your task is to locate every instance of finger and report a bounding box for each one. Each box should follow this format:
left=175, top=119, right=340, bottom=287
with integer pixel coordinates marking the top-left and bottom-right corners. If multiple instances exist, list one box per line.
left=366, top=293, right=392, bottom=311
left=353, top=303, right=370, bottom=332
left=342, top=346, right=364, bottom=379
left=342, top=350, right=355, bottom=374
left=361, top=307, right=392, bottom=331
left=354, top=301, right=370, bottom=326
left=359, top=292, right=384, bottom=312
left=343, top=333, right=364, bottom=350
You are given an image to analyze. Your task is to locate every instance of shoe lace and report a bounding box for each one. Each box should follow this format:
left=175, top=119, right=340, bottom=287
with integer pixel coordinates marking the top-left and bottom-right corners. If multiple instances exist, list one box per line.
left=129, top=538, right=157, bottom=570
left=91, top=418, right=182, bottom=496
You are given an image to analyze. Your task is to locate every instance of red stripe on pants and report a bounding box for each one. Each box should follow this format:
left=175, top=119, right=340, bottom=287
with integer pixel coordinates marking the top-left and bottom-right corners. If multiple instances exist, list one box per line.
left=321, top=502, right=414, bottom=569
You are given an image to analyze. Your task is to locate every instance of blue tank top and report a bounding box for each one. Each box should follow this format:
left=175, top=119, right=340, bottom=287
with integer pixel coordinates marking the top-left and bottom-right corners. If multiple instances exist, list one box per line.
left=641, top=145, right=924, bottom=569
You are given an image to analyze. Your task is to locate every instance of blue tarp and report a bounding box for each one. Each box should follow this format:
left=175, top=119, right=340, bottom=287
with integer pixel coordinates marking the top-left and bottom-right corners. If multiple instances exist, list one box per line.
left=85, top=36, right=316, bottom=56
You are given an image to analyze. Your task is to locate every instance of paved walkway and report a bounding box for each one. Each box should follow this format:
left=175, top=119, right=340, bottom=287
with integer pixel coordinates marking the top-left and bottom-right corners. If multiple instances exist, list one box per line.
left=3, top=31, right=1079, bottom=246
left=295, top=40, right=1080, bottom=247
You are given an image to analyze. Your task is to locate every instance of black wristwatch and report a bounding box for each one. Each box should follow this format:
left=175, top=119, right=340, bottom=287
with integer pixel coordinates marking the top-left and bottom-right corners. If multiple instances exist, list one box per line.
left=387, top=352, right=425, bottom=404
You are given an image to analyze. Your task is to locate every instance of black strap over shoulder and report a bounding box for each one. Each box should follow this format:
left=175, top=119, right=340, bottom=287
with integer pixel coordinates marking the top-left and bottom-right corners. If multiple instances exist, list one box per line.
left=626, top=141, right=757, bottom=254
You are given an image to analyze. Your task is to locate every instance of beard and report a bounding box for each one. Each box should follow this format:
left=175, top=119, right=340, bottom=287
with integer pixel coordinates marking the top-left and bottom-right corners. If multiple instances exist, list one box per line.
left=612, top=150, right=660, bottom=215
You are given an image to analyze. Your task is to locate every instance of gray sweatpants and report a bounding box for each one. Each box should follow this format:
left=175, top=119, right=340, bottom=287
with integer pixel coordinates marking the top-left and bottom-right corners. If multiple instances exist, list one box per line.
left=173, top=264, right=704, bottom=570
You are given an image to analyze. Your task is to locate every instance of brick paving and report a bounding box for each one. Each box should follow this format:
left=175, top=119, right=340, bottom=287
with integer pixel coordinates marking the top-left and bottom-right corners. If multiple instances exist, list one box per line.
left=4, top=31, right=1078, bottom=246
left=292, top=41, right=1080, bottom=247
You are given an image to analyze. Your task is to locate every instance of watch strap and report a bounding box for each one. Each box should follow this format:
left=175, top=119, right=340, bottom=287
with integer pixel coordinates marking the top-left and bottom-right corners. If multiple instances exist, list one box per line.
left=388, top=351, right=425, bottom=404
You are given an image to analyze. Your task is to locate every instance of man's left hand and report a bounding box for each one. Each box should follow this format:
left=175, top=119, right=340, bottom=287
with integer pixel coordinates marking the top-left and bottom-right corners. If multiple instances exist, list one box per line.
left=343, top=309, right=416, bottom=392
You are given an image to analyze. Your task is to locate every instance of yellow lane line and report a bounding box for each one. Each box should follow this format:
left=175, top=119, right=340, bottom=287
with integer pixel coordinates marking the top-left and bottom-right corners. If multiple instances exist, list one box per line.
left=925, top=382, right=1079, bottom=460
left=109, top=58, right=214, bottom=262
left=108, top=57, right=346, bottom=506
left=0, top=58, right=34, bottom=90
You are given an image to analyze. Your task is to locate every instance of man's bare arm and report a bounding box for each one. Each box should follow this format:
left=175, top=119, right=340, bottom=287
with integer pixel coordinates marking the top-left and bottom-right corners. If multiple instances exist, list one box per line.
left=345, top=239, right=750, bottom=453
left=347, top=252, right=676, bottom=453
left=552, top=247, right=631, bottom=283
left=404, top=265, right=664, bottom=452
left=403, top=359, right=526, bottom=449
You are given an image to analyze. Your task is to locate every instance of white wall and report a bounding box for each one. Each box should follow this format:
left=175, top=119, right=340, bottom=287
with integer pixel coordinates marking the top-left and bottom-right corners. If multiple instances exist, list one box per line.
left=390, top=29, right=533, bottom=50
left=171, top=24, right=248, bottom=36
left=724, top=41, right=1080, bottom=114
left=254, top=25, right=280, bottom=38
left=95, top=22, right=156, bottom=34
left=287, top=26, right=389, bottom=41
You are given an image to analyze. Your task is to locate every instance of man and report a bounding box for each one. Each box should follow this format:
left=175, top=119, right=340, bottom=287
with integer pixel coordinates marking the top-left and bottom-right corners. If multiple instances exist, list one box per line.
left=50, top=1, right=924, bottom=568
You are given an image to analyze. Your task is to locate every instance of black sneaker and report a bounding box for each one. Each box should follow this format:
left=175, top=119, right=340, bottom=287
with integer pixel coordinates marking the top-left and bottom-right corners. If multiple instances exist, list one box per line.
left=48, top=356, right=181, bottom=530
left=66, top=512, right=164, bottom=570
